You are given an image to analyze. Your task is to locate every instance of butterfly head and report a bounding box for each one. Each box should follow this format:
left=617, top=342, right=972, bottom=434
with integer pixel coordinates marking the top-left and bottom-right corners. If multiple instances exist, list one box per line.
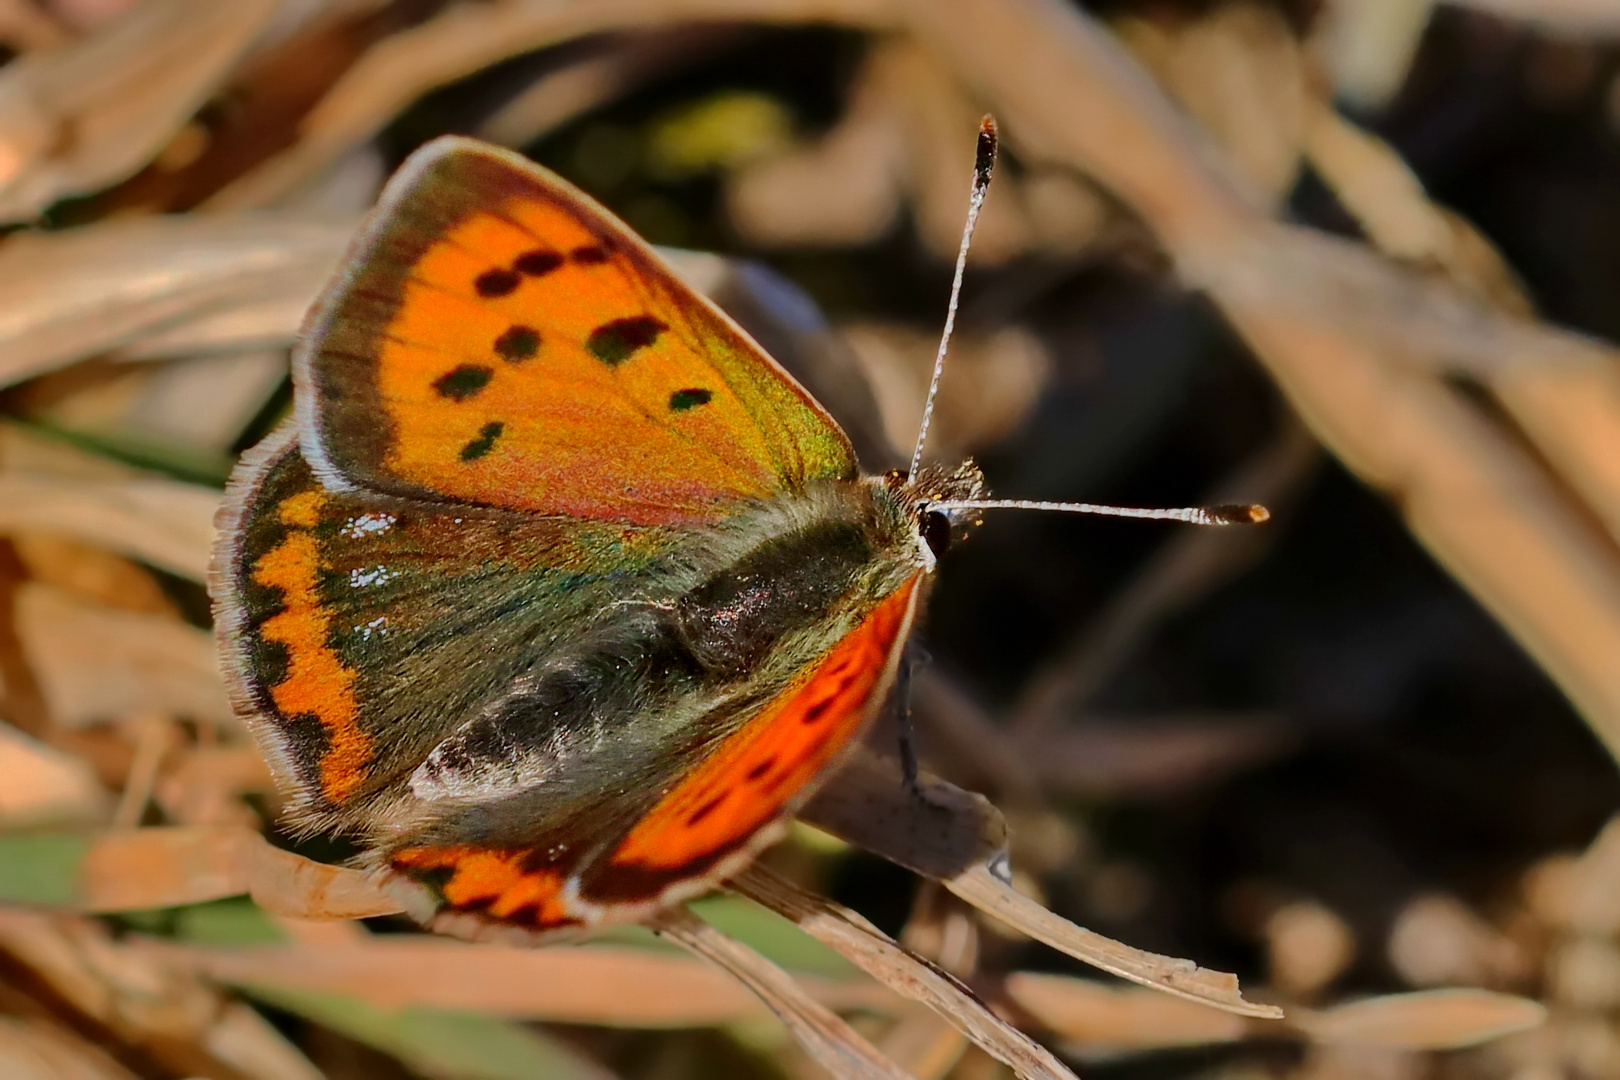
left=881, top=460, right=987, bottom=562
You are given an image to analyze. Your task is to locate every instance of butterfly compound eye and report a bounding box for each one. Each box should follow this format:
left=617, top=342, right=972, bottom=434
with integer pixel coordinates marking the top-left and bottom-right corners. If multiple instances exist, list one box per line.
left=921, top=510, right=952, bottom=558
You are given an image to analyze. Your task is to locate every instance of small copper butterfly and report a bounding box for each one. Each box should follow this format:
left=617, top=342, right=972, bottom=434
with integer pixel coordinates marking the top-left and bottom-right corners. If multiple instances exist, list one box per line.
left=210, top=121, right=1263, bottom=942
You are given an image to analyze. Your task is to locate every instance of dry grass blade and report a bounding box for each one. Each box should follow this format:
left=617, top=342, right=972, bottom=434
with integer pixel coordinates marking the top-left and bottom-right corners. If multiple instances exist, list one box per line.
left=152, top=935, right=889, bottom=1027
left=78, top=826, right=400, bottom=919
left=654, top=906, right=914, bottom=1080
left=0, top=0, right=280, bottom=222
left=948, top=864, right=1282, bottom=1019
left=799, top=745, right=1006, bottom=880
left=17, top=584, right=229, bottom=728
left=0, top=721, right=107, bottom=828
left=0, top=907, right=323, bottom=1080
left=903, top=0, right=1620, bottom=760
left=0, top=1015, right=141, bottom=1080
left=1303, top=102, right=1620, bottom=556
left=1006, top=973, right=1250, bottom=1050
left=206, top=0, right=902, bottom=211
left=0, top=473, right=216, bottom=581
left=1292, top=989, right=1548, bottom=1050
left=0, top=213, right=350, bottom=388
left=477, top=29, right=734, bottom=150
left=735, top=865, right=1078, bottom=1080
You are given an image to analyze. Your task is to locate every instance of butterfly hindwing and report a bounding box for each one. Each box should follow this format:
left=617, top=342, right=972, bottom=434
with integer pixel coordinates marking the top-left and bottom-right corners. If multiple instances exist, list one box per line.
left=385, top=573, right=924, bottom=939
left=584, top=572, right=923, bottom=904
left=212, top=423, right=690, bottom=821
left=298, top=136, right=857, bottom=526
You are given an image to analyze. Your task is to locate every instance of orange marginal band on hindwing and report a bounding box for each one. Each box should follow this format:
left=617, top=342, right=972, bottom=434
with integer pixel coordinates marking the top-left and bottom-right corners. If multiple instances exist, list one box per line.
left=582, top=572, right=925, bottom=906
left=298, top=136, right=857, bottom=526
left=241, top=465, right=372, bottom=805
left=391, top=846, right=580, bottom=934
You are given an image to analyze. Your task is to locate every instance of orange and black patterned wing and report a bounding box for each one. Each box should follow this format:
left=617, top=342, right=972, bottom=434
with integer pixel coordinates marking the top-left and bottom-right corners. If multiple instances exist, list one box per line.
left=297, top=136, right=856, bottom=526
left=385, top=573, right=924, bottom=940
left=211, top=425, right=688, bottom=824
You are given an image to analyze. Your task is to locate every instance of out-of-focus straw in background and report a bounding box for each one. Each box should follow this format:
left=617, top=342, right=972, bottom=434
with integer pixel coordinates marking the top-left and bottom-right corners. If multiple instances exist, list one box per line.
left=0, top=0, right=1617, bottom=1077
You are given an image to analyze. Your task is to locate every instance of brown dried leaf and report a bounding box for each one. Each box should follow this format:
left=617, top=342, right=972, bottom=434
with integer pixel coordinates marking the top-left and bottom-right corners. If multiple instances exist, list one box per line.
left=0, top=1016, right=140, bottom=1080
left=876, top=1012, right=968, bottom=1080
left=726, top=42, right=906, bottom=249
left=948, top=864, right=1283, bottom=1020
left=1117, top=2, right=1307, bottom=201
left=16, top=583, right=229, bottom=727
left=1562, top=815, right=1620, bottom=936
left=152, top=933, right=893, bottom=1027
left=0, top=213, right=349, bottom=389
left=154, top=745, right=271, bottom=827
left=11, top=533, right=175, bottom=615
left=736, top=865, right=1078, bottom=1080
left=0, top=0, right=280, bottom=222
left=77, top=825, right=399, bottom=919
left=1388, top=894, right=1527, bottom=988
left=1006, top=973, right=1249, bottom=1049
left=1313, top=0, right=1434, bottom=109
left=113, top=294, right=315, bottom=359
left=206, top=0, right=900, bottom=211
left=799, top=746, right=1006, bottom=881
left=0, top=908, right=321, bottom=1080
left=1294, top=989, right=1548, bottom=1050
left=0, top=720, right=108, bottom=827
left=656, top=906, right=912, bottom=1079
left=24, top=351, right=289, bottom=458
left=0, top=473, right=216, bottom=581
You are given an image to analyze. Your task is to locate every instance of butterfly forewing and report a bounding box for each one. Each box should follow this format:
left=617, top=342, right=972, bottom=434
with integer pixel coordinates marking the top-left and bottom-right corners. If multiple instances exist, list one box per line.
left=298, top=137, right=856, bottom=526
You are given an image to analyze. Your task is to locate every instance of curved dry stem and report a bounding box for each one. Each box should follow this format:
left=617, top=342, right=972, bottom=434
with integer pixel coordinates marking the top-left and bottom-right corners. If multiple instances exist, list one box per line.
left=734, top=864, right=1078, bottom=1080
left=654, top=906, right=914, bottom=1080
left=947, top=863, right=1283, bottom=1021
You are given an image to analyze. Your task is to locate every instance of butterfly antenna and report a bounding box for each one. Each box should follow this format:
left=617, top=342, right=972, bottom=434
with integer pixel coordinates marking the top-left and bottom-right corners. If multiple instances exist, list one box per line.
left=929, top=499, right=1271, bottom=526
left=908, top=114, right=998, bottom=482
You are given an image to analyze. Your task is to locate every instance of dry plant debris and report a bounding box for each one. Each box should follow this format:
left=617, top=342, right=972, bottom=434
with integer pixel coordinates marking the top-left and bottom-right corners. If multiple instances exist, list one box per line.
left=0, top=1, right=1612, bottom=1077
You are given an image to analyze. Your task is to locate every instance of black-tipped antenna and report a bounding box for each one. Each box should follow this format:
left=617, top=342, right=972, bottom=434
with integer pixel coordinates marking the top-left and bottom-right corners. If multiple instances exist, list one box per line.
left=908, top=115, right=998, bottom=482
left=928, top=499, right=1270, bottom=526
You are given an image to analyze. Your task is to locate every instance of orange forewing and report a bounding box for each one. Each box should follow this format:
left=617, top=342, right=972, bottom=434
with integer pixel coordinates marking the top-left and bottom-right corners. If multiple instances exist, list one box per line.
left=299, top=138, right=856, bottom=526
left=599, top=574, right=923, bottom=880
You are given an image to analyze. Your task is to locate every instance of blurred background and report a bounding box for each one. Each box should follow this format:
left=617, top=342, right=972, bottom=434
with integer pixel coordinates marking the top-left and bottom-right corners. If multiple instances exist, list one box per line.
left=2, top=0, right=1620, bottom=1077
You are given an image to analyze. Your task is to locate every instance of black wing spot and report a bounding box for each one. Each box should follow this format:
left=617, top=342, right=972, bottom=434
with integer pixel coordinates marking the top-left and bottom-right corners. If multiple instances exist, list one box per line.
left=669, top=388, right=712, bottom=411
left=494, top=325, right=541, bottom=362
left=432, top=364, right=494, bottom=401
left=474, top=268, right=520, bottom=297
left=687, top=792, right=727, bottom=826
left=801, top=675, right=857, bottom=724
left=460, top=422, right=505, bottom=461
left=570, top=244, right=609, bottom=265
left=586, top=316, right=667, bottom=366
left=514, top=250, right=564, bottom=277
left=745, top=757, right=776, bottom=782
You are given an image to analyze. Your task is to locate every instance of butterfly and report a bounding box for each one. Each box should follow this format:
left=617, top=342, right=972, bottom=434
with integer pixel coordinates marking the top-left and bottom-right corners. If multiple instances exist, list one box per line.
left=211, top=125, right=1262, bottom=942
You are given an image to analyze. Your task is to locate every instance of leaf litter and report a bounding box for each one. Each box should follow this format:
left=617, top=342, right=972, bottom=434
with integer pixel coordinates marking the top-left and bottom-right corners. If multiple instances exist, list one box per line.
left=0, top=2, right=1599, bottom=1078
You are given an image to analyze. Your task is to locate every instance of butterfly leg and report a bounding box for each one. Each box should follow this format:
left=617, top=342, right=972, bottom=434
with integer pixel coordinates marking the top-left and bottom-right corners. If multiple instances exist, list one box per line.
left=893, top=642, right=925, bottom=800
